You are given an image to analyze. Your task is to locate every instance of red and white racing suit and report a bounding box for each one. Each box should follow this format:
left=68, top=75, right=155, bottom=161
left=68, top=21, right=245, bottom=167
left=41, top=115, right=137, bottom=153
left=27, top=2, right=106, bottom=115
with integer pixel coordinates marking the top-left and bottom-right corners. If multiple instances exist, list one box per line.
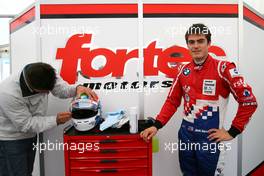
left=153, top=55, right=257, bottom=176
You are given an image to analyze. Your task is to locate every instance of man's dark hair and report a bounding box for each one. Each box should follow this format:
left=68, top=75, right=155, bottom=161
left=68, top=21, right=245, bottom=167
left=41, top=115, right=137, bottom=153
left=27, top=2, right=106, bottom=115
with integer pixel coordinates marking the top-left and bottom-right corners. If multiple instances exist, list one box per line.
left=185, top=23, right=211, bottom=43
left=23, top=62, right=56, bottom=91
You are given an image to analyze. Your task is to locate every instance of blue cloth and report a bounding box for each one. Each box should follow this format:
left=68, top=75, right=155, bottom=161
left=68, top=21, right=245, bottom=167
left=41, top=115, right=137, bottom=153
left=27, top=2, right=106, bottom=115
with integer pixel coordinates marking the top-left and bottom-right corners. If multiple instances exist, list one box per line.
left=178, top=118, right=221, bottom=176
left=0, top=136, right=37, bottom=176
left=99, top=110, right=124, bottom=131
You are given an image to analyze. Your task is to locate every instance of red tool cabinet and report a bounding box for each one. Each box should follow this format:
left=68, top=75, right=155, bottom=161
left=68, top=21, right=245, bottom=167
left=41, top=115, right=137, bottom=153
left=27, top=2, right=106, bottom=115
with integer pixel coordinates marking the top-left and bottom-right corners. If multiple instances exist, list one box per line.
left=64, top=122, right=152, bottom=176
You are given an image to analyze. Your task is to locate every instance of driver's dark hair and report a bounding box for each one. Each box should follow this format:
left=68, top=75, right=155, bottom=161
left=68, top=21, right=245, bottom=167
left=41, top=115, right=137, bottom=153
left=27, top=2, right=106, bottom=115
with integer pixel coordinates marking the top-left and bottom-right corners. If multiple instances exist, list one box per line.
left=185, top=23, right=211, bottom=43
left=23, top=62, right=57, bottom=91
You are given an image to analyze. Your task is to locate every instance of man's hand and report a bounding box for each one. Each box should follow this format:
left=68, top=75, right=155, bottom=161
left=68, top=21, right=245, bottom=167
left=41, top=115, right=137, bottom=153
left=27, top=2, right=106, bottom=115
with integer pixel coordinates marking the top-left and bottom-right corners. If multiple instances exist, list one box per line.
left=76, top=86, right=98, bottom=101
left=56, top=112, right=72, bottom=125
left=140, top=126, right=158, bottom=142
left=208, top=128, right=233, bottom=142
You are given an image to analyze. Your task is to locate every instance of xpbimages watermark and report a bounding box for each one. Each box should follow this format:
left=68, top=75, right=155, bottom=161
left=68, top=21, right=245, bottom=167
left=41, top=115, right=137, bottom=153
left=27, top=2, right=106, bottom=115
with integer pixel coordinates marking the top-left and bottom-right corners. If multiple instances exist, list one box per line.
left=33, top=140, right=100, bottom=153
left=164, top=140, right=232, bottom=154
left=165, top=24, right=232, bottom=39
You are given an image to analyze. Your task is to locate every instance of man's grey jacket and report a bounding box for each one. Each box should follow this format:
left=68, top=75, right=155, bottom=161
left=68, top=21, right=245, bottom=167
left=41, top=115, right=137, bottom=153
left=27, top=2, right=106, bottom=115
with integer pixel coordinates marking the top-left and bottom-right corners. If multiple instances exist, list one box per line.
left=0, top=73, right=76, bottom=140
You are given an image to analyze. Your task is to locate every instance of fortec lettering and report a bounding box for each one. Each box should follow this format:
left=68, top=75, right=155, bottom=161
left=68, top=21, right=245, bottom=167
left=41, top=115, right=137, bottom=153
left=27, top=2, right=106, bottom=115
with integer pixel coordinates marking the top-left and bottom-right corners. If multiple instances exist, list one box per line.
left=56, top=34, right=226, bottom=84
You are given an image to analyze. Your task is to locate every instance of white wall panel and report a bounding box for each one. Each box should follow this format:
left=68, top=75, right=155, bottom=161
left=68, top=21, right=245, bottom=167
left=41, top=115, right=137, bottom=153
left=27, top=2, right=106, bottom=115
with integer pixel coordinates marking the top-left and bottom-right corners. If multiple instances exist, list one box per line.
left=10, top=22, right=38, bottom=73
left=241, top=20, right=264, bottom=176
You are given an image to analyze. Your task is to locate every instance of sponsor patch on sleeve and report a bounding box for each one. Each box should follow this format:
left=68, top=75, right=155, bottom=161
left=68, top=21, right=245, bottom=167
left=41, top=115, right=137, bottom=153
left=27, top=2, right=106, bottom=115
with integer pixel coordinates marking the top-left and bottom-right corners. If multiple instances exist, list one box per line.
left=233, top=78, right=247, bottom=88
left=243, top=89, right=251, bottom=97
left=229, top=68, right=240, bottom=78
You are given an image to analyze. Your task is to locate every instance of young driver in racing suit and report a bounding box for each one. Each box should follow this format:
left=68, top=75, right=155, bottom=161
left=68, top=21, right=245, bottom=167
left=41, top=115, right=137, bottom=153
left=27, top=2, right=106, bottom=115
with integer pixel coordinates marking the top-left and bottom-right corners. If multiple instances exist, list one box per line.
left=140, top=23, right=257, bottom=176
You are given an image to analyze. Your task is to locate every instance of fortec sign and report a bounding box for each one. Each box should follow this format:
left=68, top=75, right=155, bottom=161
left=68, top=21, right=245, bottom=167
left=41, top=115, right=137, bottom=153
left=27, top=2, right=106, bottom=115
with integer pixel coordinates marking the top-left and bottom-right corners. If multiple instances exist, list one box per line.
left=56, top=34, right=226, bottom=84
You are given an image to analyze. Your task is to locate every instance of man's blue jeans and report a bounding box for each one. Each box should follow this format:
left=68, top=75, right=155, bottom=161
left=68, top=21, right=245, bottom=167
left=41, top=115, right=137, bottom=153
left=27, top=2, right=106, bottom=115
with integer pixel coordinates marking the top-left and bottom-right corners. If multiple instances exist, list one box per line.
left=0, top=136, right=37, bottom=176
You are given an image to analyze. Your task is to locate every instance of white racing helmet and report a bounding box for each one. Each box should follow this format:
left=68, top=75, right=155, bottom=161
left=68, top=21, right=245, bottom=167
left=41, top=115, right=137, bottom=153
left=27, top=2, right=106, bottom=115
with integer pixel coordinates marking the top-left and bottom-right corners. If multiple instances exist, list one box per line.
left=70, top=98, right=101, bottom=131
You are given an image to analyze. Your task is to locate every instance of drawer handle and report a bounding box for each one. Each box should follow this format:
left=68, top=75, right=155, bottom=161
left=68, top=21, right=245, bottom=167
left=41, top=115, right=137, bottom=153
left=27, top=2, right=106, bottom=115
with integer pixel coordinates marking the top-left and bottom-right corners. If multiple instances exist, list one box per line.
left=100, top=169, right=117, bottom=173
left=73, top=139, right=139, bottom=143
left=100, top=149, right=117, bottom=153
left=100, top=159, right=118, bottom=163
left=99, top=139, right=117, bottom=144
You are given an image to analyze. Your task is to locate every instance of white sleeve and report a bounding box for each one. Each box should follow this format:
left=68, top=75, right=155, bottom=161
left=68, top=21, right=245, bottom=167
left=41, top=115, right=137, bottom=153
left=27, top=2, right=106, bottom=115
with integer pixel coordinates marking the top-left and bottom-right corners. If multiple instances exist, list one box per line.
left=51, top=74, right=77, bottom=98
left=0, top=93, right=57, bottom=133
